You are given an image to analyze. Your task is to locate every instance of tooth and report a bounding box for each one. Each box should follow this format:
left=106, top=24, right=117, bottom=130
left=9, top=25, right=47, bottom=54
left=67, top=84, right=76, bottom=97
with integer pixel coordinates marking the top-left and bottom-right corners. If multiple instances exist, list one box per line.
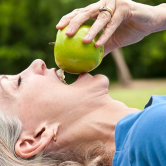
left=60, top=78, right=66, bottom=84
left=56, top=69, right=66, bottom=83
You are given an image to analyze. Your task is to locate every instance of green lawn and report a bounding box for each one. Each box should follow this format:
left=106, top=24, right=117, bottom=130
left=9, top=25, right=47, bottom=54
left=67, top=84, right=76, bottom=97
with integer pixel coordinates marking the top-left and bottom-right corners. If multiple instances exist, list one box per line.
left=109, top=82, right=166, bottom=110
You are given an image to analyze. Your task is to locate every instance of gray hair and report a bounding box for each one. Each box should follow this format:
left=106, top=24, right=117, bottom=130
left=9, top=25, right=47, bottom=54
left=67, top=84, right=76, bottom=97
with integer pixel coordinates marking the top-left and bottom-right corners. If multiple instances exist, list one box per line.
left=0, top=112, right=113, bottom=166
left=0, top=112, right=23, bottom=166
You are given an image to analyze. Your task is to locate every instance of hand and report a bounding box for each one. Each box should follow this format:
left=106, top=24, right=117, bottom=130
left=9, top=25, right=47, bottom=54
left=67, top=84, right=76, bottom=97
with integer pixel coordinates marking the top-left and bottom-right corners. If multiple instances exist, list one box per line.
left=56, top=0, right=159, bottom=56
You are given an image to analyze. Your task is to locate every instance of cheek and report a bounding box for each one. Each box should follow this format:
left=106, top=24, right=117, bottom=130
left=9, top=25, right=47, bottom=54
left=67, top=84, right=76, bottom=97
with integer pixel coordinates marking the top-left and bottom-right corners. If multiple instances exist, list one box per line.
left=0, top=97, right=13, bottom=115
left=15, top=83, right=48, bottom=120
left=15, top=94, right=55, bottom=126
left=15, top=80, right=64, bottom=120
left=20, top=77, right=55, bottom=101
left=15, top=96, right=41, bottom=123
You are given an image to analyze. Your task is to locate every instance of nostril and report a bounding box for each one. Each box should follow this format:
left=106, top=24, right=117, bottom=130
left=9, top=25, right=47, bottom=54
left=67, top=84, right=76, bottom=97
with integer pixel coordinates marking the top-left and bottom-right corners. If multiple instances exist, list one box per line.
left=31, top=59, right=47, bottom=75
left=41, top=63, right=46, bottom=71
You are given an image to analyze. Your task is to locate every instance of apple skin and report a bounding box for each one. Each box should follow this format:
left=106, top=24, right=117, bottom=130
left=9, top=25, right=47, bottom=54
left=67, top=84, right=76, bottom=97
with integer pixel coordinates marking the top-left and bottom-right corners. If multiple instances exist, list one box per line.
left=54, top=25, right=104, bottom=74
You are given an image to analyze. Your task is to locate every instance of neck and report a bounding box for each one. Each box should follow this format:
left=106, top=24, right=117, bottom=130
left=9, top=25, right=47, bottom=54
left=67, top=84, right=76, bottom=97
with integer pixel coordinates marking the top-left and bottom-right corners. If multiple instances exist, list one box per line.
left=54, top=95, right=139, bottom=148
left=48, top=95, right=140, bottom=164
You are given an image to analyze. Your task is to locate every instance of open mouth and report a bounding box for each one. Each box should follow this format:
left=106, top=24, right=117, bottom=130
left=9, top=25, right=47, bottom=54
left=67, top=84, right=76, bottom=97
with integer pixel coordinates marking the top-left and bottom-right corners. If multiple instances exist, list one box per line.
left=56, top=69, right=66, bottom=84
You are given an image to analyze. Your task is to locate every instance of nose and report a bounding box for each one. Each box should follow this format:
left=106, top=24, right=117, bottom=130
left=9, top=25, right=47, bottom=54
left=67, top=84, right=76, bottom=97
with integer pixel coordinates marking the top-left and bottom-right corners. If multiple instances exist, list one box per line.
left=29, top=59, right=46, bottom=75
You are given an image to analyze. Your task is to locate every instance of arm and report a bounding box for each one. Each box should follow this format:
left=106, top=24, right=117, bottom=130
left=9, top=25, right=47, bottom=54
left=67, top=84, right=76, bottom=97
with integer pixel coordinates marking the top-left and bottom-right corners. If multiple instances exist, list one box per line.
left=153, top=3, right=166, bottom=32
left=129, top=2, right=166, bottom=33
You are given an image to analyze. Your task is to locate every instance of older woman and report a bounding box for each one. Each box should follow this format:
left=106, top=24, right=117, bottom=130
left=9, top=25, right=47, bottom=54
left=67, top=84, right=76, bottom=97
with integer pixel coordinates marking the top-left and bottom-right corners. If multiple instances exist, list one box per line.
left=0, top=59, right=139, bottom=165
left=0, top=0, right=166, bottom=165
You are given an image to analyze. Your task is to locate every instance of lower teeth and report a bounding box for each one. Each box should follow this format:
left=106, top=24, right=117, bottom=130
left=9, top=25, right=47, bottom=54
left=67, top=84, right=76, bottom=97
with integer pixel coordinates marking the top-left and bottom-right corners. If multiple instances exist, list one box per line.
left=56, top=69, right=66, bottom=83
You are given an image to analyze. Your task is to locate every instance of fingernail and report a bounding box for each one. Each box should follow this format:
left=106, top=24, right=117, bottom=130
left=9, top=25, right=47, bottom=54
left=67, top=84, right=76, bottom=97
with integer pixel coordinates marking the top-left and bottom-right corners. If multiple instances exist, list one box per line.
left=56, top=22, right=62, bottom=27
left=66, top=27, right=72, bottom=34
left=96, top=39, right=101, bottom=45
left=84, top=34, right=89, bottom=40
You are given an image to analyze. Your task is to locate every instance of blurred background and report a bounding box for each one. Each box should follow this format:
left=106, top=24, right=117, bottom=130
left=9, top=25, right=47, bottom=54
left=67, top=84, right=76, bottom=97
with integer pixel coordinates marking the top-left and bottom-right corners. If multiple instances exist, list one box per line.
left=0, top=0, right=166, bottom=109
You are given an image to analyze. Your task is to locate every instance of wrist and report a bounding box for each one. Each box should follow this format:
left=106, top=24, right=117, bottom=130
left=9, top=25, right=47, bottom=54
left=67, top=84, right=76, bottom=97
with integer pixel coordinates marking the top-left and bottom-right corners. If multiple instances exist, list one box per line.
left=129, top=1, right=165, bottom=34
left=153, top=4, right=166, bottom=33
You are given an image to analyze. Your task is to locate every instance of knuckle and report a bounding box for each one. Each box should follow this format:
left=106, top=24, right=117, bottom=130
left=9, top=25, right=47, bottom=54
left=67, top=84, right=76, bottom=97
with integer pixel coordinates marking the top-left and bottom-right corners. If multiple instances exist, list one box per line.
left=101, top=31, right=108, bottom=39
left=117, top=0, right=130, bottom=11
left=74, top=6, right=91, bottom=14
left=84, top=5, right=91, bottom=12
left=61, top=14, right=72, bottom=20
left=82, top=11, right=91, bottom=18
left=72, top=8, right=81, bottom=13
left=98, top=12, right=110, bottom=20
left=106, top=19, right=116, bottom=28
left=61, top=15, right=66, bottom=20
left=70, top=18, right=81, bottom=26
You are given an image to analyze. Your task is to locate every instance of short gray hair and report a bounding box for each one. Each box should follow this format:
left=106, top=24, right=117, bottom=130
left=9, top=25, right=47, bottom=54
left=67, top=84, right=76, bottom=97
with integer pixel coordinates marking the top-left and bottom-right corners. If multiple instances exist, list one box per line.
left=0, top=112, right=113, bottom=166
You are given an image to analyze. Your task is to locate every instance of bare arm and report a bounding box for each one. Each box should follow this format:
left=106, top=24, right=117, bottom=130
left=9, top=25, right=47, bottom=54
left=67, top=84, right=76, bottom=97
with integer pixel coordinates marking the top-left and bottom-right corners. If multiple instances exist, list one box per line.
left=153, top=3, right=166, bottom=32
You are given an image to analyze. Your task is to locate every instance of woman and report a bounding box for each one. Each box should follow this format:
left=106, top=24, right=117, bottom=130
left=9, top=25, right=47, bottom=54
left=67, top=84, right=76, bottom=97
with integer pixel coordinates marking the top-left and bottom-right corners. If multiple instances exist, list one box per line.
left=0, top=0, right=166, bottom=166
left=0, top=58, right=139, bottom=165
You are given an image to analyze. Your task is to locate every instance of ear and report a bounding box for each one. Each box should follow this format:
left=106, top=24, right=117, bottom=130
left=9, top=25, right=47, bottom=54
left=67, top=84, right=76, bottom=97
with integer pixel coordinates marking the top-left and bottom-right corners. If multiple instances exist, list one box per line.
left=15, top=126, right=56, bottom=158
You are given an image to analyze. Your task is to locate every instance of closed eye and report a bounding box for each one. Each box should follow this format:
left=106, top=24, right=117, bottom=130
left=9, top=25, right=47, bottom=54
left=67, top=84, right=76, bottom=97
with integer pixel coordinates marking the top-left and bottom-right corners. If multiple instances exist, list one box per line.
left=18, top=76, right=22, bottom=87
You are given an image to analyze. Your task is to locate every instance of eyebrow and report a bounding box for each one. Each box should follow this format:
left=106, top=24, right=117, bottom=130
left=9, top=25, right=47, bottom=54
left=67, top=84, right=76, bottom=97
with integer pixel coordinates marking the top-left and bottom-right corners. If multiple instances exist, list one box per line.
left=0, top=75, right=9, bottom=95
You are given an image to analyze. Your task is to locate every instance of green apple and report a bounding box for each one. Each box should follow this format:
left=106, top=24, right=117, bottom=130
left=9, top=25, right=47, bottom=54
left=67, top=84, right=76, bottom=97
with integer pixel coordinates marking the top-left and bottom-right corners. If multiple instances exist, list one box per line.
left=54, top=25, right=104, bottom=74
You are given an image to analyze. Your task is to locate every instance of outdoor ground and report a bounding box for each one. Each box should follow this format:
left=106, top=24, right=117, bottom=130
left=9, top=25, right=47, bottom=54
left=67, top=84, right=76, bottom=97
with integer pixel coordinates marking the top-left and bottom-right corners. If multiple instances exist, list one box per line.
left=109, top=79, right=166, bottom=110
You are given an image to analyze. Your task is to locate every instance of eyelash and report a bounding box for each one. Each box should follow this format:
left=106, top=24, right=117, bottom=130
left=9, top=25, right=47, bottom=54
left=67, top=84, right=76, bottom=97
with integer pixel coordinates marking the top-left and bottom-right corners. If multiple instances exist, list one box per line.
left=18, top=76, right=22, bottom=87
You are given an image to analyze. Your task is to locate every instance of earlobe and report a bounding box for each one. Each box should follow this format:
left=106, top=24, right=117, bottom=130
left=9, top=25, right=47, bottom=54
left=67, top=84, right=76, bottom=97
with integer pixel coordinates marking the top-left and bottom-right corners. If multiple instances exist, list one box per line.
left=15, top=127, right=55, bottom=158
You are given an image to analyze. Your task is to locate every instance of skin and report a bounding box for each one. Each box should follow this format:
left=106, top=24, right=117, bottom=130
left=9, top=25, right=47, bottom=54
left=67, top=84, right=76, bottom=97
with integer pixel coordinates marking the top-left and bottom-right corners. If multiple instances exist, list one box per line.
left=56, top=0, right=166, bottom=56
left=0, top=59, right=140, bottom=160
left=1, top=0, right=166, bottom=162
left=0, top=1, right=165, bottom=166
left=0, top=1, right=165, bottom=164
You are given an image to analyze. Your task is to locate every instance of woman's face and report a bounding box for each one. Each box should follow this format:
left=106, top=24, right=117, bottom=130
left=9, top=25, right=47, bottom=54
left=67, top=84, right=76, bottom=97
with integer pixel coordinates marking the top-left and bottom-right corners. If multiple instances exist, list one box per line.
left=0, top=59, right=109, bottom=129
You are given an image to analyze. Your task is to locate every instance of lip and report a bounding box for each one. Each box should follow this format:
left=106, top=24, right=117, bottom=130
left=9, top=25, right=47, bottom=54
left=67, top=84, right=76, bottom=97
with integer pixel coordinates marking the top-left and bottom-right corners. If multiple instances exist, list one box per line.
left=53, top=68, right=61, bottom=81
left=76, top=73, right=87, bottom=82
left=53, top=68, right=58, bottom=78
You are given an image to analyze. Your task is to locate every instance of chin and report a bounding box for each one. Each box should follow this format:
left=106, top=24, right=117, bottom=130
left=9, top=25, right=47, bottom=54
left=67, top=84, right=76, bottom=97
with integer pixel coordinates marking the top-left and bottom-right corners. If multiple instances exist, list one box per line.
left=71, top=73, right=109, bottom=92
left=94, top=74, right=109, bottom=90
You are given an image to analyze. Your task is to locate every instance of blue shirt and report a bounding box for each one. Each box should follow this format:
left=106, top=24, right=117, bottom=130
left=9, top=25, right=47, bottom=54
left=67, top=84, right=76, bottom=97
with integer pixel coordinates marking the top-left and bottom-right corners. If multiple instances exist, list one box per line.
left=113, top=95, right=166, bottom=166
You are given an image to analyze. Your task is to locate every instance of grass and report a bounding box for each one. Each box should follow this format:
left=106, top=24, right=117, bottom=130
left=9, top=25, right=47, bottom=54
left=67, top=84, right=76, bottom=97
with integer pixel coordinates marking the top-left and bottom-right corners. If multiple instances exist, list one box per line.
left=109, top=79, right=166, bottom=110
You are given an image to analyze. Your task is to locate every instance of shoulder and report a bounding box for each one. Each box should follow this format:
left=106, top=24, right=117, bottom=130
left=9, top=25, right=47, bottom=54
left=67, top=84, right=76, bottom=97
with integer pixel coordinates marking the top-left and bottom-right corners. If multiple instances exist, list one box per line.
left=129, top=96, right=166, bottom=165
left=113, top=95, right=166, bottom=166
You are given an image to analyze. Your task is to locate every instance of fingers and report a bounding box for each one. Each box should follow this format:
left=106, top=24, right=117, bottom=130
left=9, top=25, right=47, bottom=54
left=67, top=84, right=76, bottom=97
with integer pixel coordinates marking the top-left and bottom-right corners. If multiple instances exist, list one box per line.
left=56, top=0, right=123, bottom=48
left=65, top=10, right=93, bottom=36
left=64, top=3, right=101, bottom=36
left=95, top=10, right=124, bottom=47
left=56, top=9, right=81, bottom=29
left=83, top=11, right=111, bottom=43
left=83, top=0, right=116, bottom=44
left=95, top=1, right=129, bottom=47
left=56, top=3, right=100, bottom=35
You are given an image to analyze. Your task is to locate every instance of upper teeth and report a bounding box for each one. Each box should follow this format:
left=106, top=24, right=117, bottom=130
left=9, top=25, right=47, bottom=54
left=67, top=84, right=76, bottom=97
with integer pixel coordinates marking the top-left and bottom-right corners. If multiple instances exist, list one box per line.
left=56, top=69, right=66, bottom=83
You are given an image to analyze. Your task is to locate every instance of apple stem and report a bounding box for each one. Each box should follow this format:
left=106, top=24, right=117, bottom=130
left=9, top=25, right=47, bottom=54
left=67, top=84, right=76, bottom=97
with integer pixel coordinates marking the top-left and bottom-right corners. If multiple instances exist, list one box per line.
left=49, top=42, right=55, bottom=45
